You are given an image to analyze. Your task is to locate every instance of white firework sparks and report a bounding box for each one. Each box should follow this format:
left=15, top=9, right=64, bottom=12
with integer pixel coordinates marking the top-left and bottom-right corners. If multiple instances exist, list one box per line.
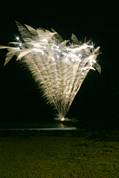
left=0, top=22, right=100, bottom=121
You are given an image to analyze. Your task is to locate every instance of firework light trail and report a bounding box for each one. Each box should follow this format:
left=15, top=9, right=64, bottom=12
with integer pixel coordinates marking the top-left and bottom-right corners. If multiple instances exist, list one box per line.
left=0, top=22, right=100, bottom=121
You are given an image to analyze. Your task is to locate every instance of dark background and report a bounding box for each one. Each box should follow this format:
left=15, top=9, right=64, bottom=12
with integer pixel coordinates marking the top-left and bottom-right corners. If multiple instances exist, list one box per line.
left=0, top=1, right=119, bottom=129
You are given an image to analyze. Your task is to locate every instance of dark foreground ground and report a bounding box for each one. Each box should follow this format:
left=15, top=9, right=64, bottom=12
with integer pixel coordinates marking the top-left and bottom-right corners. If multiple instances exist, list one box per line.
left=0, top=129, right=119, bottom=178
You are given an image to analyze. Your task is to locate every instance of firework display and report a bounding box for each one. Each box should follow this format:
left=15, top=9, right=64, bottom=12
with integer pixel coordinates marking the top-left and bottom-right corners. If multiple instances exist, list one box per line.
left=0, top=22, right=100, bottom=121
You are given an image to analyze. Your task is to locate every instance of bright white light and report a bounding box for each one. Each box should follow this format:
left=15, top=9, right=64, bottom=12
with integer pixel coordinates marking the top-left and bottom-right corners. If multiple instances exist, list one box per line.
left=16, top=36, right=20, bottom=41
left=60, top=117, right=65, bottom=122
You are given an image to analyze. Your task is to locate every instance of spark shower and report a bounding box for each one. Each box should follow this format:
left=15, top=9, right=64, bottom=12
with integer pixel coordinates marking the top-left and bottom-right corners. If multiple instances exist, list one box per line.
left=0, top=22, right=100, bottom=121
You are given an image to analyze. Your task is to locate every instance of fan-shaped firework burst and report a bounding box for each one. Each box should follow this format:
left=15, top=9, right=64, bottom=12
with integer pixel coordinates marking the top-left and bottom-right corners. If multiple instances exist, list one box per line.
left=0, top=22, right=100, bottom=121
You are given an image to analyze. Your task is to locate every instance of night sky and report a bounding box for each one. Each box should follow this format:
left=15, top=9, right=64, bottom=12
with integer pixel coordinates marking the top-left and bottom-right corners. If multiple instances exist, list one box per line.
left=0, top=2, right=119, bottom=128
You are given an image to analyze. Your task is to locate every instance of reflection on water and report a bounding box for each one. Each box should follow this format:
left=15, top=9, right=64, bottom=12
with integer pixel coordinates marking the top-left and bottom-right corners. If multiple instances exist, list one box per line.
left=3, top=127, right=77, bottom=131
left=0, top=120, right=77, bottom=131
